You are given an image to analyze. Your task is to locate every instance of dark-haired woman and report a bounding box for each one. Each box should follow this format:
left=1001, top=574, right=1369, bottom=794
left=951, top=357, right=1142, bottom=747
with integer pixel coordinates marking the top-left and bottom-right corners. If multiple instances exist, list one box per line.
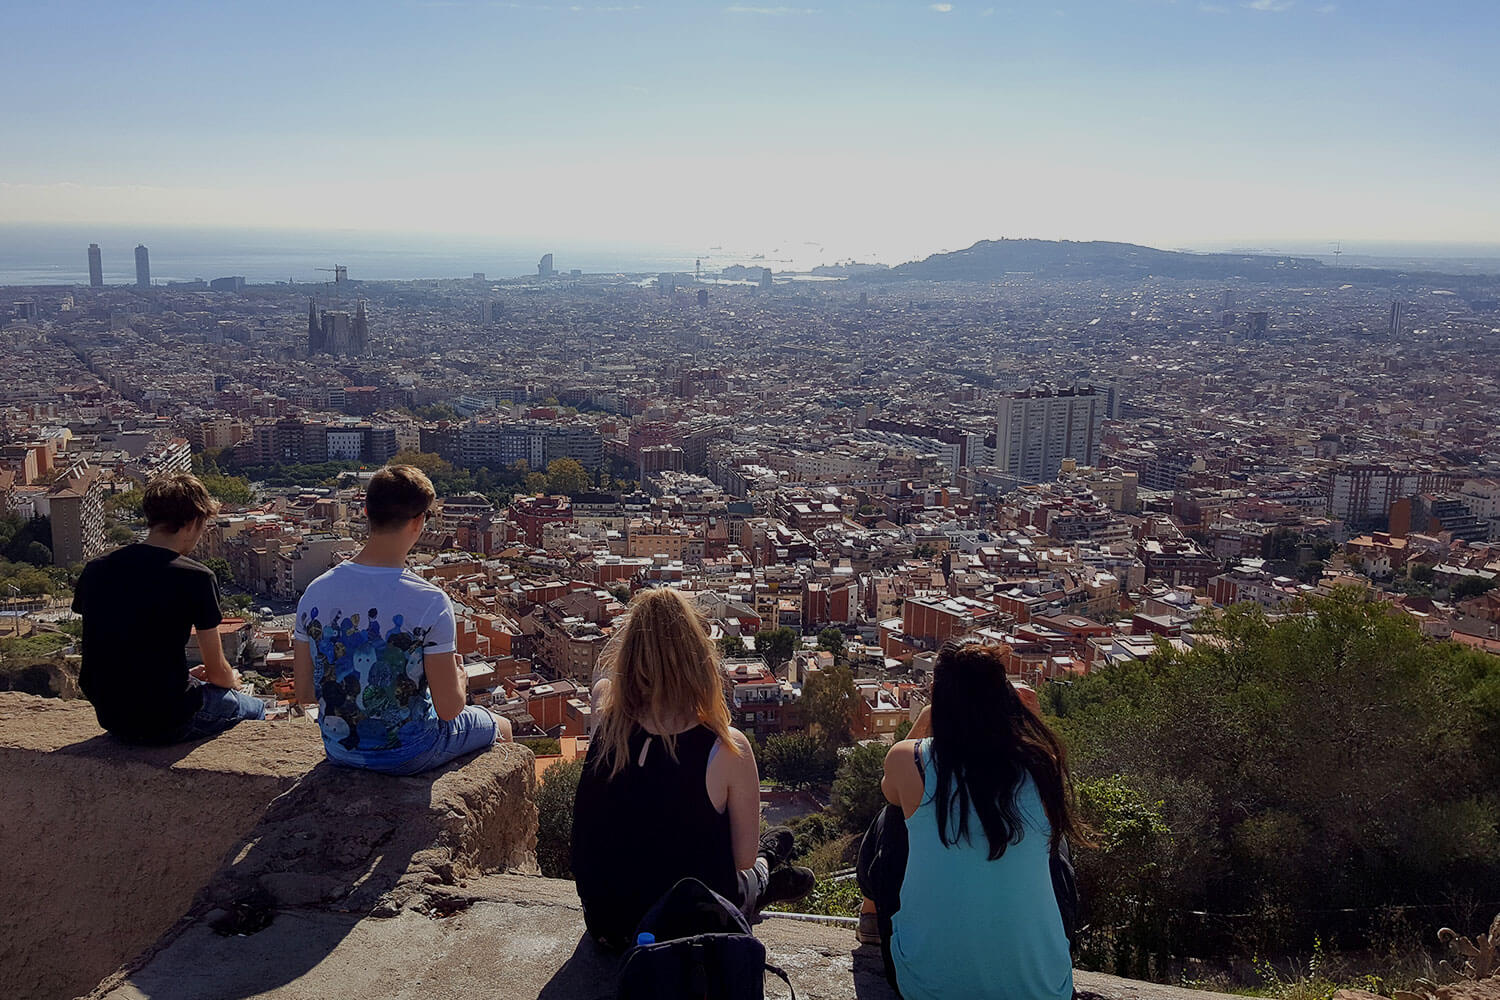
left=856, top=640, right=1083, bottom=1000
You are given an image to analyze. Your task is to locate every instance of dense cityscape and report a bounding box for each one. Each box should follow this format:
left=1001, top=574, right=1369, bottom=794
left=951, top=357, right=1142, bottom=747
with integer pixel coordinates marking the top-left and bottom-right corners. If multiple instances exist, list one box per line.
left=3, top=239, right=1498, bottom=727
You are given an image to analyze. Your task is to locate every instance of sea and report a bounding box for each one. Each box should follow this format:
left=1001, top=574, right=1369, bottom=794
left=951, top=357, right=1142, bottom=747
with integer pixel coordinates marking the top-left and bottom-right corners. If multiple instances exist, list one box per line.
left=0, top=224, right=880, bottom=287
left=1, top=224, right=1498, bottom=287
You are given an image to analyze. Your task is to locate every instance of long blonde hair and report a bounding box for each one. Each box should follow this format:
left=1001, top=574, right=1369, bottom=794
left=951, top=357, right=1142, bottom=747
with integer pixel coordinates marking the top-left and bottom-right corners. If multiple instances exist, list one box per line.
left=593, top=588, right=739, bottom=779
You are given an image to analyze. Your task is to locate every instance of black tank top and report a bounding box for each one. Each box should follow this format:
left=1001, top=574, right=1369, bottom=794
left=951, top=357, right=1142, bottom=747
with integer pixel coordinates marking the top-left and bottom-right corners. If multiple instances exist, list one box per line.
left=571, top=723, right=736, bottom=948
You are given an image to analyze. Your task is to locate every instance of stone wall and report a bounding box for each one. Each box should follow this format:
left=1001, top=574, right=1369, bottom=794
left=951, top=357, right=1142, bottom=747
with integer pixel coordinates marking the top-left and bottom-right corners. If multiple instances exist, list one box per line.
left=0, top=693, right=537, bottom=1000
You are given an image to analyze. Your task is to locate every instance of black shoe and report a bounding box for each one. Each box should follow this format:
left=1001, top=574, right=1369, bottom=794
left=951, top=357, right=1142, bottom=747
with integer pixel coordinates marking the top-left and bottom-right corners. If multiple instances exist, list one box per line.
left=759, top=865, right=816, bottom=909
left=759, top=826, right=795, bottom=867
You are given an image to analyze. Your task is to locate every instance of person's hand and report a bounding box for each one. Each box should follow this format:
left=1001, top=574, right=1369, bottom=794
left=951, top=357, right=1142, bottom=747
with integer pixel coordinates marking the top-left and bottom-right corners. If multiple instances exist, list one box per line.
left=189, top=665, right=208, bottom=681
left=227, top=669, right=244, bottom=690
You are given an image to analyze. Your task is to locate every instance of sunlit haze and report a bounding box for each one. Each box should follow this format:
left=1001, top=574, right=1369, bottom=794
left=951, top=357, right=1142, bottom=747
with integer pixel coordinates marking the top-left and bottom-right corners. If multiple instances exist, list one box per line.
left=3, top=0, right=1497, bottom=259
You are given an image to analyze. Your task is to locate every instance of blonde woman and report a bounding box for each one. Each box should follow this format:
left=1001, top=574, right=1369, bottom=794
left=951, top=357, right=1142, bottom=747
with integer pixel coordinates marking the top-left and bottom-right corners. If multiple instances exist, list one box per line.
left=571, top=588, right=813, bottom=949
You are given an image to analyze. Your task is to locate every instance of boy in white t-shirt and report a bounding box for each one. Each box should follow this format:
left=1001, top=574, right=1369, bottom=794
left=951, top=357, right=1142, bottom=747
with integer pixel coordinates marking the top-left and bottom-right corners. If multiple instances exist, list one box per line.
left=292, top=464, right=511, bottom=774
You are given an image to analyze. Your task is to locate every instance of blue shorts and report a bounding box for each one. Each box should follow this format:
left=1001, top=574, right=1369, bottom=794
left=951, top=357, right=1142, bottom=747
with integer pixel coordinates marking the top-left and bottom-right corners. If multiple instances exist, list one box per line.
left=362, top=705, right=498, bottom=776
left=176, top=682, right=266, bottom=741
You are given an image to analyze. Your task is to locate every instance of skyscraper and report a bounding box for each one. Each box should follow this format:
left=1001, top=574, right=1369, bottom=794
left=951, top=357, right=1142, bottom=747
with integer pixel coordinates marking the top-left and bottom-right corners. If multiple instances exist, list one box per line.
left=87, top=244, right=103, bottom=288
left=134, top=245, right=151, bottom=288
left=538, top=253, right=554, bottom=279
left=994, top=387, right=1104, bottom=484
left=1389, top=300, right=1405, bottom=338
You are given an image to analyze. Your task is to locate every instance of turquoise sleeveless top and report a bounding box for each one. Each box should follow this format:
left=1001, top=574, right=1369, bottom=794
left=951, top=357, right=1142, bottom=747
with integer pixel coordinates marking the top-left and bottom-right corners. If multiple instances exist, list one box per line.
left=890, top=738, right=1074, bottom=1000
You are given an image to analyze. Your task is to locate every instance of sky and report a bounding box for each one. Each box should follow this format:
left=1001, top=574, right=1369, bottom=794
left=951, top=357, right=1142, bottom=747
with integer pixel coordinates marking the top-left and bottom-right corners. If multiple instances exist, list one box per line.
left=2, top=0, right=1497, bottom=260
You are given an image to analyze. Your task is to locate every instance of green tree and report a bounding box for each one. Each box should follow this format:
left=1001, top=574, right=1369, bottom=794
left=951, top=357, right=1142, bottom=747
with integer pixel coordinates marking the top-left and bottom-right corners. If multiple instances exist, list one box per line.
left=1047, top=592, right=1500, bottom=966
left=718, top=635, right=747, bottom=657
left=524, top=472, right=548, bottom=494
left=1410, top=562, right=1436, bottom=584
left=816, top=628, right=846, bottom=658
left=830, top=742, right=888, bottom=834
left=1451, top=576, right=1496, bottom=600
left=759, top=732, right=837, bottom=790
left=520, top=737, right=562, bottom=756
left=754, top=626, right=797, bottom=671
left=892, top=719, right=913, bottom=741
left=536, top=759, right=584, bottom=879
left=202, top=557, right=234, bottom=586
left=545, top=458, right=590, bottom=497
left=200, top=473, right=254, bottom=507
left=800, top=662, right=857, bottom=748
left=106, top=489, right=144, bottom=519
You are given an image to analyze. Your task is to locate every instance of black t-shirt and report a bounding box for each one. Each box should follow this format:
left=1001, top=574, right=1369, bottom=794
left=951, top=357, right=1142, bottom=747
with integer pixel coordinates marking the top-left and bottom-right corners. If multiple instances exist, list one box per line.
left=72, top=543, right=223, bottom=742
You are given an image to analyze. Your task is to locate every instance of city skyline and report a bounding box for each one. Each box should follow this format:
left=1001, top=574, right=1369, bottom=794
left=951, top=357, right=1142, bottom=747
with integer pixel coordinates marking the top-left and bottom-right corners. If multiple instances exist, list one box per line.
left=1, top=1, right=1497, bottom=254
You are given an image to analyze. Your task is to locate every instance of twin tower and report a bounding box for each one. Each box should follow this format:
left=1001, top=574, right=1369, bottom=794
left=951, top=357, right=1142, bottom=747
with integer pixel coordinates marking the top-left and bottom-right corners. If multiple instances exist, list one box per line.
left=85, top=243, right=150, bottom=288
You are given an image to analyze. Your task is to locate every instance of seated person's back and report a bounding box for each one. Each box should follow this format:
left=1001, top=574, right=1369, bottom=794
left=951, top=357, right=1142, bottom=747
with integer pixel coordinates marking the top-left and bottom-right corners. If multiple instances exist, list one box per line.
left=571, top=588, right=767, bottom=948
left=73, top=473, right=263, bottom=744
left=295, top=562, right=452, bottom=767
left=865, top=640, right=1083, bottom=1000
left=293, top=464, right=508, bottom=775
left=573, top=720, right=738, bottom=945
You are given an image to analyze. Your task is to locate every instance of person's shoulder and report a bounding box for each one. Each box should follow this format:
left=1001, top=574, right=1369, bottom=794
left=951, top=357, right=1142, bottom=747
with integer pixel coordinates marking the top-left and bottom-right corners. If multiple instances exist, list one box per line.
left=399, top=569, right=446, bottom=596
left=886, top=738, right=923, bottom=770
left=296, top=563, right=350, bottom=603
left=170, top=552, right=214, bottom=576
left=721, top=726, right=754, bottom=757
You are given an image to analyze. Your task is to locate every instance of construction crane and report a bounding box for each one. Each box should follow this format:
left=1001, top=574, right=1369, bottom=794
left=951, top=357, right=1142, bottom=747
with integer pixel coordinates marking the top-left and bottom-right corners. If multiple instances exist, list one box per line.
left=314, top=265, right=347, bottom=308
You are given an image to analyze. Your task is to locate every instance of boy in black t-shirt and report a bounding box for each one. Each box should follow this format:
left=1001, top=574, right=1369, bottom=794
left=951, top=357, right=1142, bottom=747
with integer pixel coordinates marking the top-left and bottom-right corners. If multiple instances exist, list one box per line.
left=72, top=473, right=264, bottom=744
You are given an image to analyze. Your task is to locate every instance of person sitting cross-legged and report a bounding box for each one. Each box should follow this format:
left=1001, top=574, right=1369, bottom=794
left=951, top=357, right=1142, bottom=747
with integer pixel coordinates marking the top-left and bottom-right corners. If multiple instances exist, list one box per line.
left=292, top=464, right=510, bottom=775
left=73, top=472, right=265, bottom=745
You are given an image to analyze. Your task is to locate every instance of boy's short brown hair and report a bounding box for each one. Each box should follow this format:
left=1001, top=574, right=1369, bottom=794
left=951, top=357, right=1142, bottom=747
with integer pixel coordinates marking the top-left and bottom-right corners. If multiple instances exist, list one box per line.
left=365, top=465, right=437, bottom=532
left=142, top=473, right=220, bottom=532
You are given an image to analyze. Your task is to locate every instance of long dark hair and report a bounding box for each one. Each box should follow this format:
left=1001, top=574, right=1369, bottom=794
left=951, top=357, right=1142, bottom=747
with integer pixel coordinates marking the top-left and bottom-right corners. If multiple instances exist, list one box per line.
left=929, top=640, right=1086, bottom=859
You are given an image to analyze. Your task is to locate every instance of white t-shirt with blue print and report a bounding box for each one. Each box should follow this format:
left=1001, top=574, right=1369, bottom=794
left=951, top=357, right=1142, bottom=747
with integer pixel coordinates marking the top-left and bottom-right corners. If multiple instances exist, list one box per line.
left=293, top=562, right=457, bottom=770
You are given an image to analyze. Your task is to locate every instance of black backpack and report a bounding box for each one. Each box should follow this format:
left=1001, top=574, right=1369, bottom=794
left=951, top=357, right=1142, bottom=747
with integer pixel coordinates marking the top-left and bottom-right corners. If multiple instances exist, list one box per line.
left=1051, top=835, right=1080, bottom=952
left=617, top=877, right=796, bottom=1000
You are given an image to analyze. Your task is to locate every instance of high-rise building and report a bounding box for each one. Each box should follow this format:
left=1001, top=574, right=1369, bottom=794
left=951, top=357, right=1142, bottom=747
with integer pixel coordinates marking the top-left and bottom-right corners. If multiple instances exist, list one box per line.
left=48, top=468, right=106, bottom=566
left=87, top=244, right=103, bottom=288
left=1389, top=300, right=1405, bottom=338
left=538, top=253, right=554, bottom=279
left=1247, top=311, right=1269, bottom=338
left=994, top=387, right=1104, bottom=484
left=134, top=245, right=151, bottom=288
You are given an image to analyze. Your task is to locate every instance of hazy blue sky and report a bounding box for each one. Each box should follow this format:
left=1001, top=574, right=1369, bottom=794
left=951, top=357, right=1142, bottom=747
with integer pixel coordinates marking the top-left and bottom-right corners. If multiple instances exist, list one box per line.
left=2, top=0, right=1496, bottom=258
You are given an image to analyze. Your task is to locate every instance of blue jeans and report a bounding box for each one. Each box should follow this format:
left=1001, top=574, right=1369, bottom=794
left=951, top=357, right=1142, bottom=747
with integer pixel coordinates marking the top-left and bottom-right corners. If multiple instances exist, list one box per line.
left=177, top=682, right=266, bottom=741
left=367, top=705, right=498, bottom=776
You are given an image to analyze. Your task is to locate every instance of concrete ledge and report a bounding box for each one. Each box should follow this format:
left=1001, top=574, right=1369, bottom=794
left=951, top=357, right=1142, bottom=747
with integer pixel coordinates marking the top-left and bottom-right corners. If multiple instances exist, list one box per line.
left=0, top=693, right=538, bottom=1000
left=0, top=692, right=324, bottom=1000
left=94, top=873, right=1233, bottom=1000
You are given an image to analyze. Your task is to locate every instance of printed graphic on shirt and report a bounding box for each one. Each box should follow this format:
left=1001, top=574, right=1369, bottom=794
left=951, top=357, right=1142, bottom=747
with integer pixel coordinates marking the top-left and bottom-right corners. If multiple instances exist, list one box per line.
left=299, top=606, right=440, bottom=754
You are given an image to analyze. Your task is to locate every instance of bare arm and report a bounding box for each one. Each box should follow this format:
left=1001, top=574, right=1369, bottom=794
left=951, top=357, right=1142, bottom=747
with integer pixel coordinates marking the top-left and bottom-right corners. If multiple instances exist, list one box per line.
left=708, top=728, right=762, bottom=871
left=426, top=651, right=467, bottom=722
left=908, top=704, right=932, bottom=740
left=882, top=739, right=924, bottom=819
left=197, top=628, right=240, bottom=690
left=292, top=640, right=315, bottom=705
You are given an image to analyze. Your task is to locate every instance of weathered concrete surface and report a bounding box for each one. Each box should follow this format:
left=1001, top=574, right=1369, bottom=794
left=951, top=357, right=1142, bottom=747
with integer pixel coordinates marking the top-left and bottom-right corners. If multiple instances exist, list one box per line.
left=93, top=874, right=1234, bottom=1000
left=0, top=692, right=323, bottom=1000
left=194, top=732, right=538, bottom=919
left=0, top=692, right=538, bottom=1000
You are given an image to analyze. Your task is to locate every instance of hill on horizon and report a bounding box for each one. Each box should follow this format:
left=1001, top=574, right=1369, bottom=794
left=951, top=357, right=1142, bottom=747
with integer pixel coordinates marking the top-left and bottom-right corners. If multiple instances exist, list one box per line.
left=864, top=238, right=1500, bottom=291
